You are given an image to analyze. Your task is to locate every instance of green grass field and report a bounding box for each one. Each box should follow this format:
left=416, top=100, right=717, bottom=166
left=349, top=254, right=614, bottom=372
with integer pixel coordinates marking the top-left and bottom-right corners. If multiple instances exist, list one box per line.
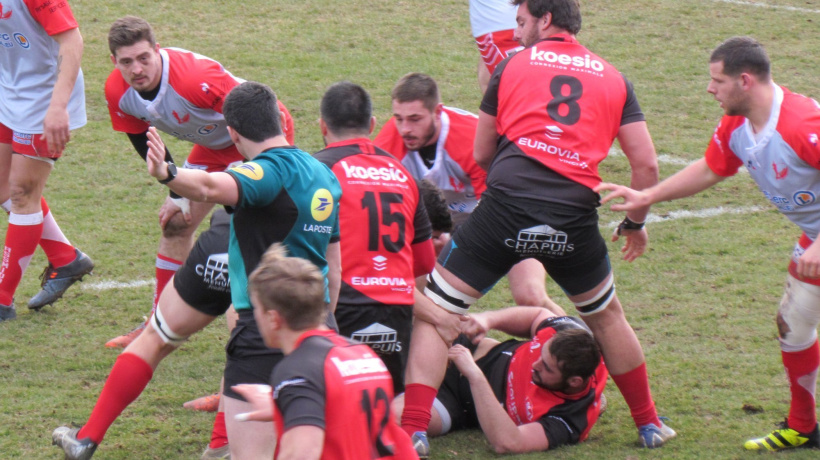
left=2, top=0, right=820, bottom=458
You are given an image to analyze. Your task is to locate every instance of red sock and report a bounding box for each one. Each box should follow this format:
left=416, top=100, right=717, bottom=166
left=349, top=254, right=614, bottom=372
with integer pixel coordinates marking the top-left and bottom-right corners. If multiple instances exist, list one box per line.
left=153, top=254, right=182, bottom=315
left=38, top=197, right=76, bottom=268
left=78, top=353, right=154, bottom=444
left=611, top=362, right=661, bottom=428
left=208, top=411, right=229, bottom=449
left=783, top=340, right=819, bottom=433
left=400, top=383, right=438, bottom=436
left=0, top=213, right=44, bottom=305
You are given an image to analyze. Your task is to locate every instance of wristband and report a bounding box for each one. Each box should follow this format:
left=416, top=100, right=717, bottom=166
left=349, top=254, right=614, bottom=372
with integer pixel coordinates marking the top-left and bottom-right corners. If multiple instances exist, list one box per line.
left=617, top=216, right=645, bottom=235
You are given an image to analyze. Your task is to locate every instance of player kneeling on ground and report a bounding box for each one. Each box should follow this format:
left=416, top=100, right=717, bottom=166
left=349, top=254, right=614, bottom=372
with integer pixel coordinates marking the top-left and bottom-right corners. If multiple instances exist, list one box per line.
left=233, top=243, right=419, bottom=460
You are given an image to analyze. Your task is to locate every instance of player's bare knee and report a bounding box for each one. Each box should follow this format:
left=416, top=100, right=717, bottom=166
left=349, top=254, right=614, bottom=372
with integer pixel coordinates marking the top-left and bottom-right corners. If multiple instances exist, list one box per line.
left=162, top=214, right=195, bottom=238
left=424, top=268, right=476, bottom=315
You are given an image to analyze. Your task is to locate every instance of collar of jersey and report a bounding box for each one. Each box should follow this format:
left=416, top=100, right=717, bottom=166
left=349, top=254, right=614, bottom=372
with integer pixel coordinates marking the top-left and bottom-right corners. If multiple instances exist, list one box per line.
left=325, top=137, right=372, bottom=149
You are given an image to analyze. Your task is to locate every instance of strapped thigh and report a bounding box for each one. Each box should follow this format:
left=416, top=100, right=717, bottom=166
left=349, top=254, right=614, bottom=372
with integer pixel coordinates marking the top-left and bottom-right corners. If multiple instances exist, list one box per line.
left=778, top=274, right=820, bottom=351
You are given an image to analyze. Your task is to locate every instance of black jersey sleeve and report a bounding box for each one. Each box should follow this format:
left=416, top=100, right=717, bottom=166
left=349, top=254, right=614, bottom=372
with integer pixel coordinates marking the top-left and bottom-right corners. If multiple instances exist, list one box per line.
left=272, top=340, right=331, bottom=431
left=536, top=390, right=596, bottom=449
left=126, top=131, right=174, bottom=163
left=620, top=75, right=646, bottom=126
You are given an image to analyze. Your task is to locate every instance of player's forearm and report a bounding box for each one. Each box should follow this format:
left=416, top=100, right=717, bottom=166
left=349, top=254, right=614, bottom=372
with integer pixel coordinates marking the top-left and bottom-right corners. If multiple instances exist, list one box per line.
left=480, top=307, right=548, bottom=338
left=326, top=242, right=341, bottom=313
left=49, top=28, right=83, bottom=111
left=474, top=111, right=499, bottom=170
left=162, top=169, right=238, bottom=206
left=467, top=373, right=528, bottom=454
left=644, top=158, right=725, bottom=205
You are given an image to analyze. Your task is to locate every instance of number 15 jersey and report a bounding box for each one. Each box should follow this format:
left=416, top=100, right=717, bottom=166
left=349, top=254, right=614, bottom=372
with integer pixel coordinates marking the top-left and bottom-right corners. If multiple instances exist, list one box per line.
left=315, top=138, right=432, bottom=307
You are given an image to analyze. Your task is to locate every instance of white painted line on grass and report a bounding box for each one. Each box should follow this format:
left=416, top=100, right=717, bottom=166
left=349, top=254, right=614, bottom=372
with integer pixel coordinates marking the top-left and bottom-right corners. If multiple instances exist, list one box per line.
left=83, top=279, right=154, bottom=291
left=608, top=147, right=747, bottom=172
left=609, top=148, right=691, bottom=166
left=712, top=0, right=820, bottom=14
left=605, top=205, right=768, bottom=228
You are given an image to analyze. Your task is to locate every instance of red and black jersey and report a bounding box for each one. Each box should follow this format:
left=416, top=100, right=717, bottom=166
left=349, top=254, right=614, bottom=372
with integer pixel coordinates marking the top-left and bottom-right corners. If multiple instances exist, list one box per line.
left=481, top=34, right=644, bottom=193
left=489, top=317, right=608, bottom=448
left=272, top=330, right=419, bottom=460
left=315, top=138, right=433, bottom=307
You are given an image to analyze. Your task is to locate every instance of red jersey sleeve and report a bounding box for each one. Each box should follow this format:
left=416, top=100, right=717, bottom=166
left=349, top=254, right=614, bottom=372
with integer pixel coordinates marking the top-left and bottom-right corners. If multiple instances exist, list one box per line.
left=779, top=93, right=820, bottom=170
left=704, top=115, right=745, bottom=177
left=104, top=70, right=149, bottom=134
left=166, top=50, right=236, bottom=114
left=25, top=0, right=78, bottom=35
left=373, top=119, right=409, bottom=160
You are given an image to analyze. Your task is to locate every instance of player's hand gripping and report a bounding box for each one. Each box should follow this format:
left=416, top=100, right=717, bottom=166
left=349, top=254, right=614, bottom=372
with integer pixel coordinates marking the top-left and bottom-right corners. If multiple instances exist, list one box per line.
left=448, top=344, right=482, bottom=381
left=461, top=312, right=491, bottom=344
left=159, top=196, right=192, bottom=229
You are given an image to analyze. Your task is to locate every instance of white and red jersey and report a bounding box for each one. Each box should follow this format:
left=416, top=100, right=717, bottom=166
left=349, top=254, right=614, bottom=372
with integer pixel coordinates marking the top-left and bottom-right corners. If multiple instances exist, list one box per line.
left=374, top=107, right=487, bottom=227
left=315, top=138, right=432, bottom=307
left=0, top=0, right=86, bottom=133
left=105, top=47, right=294, bottom=149
left=705, top=85, right=820, bottom=240
left=483, top=34, right=640, bottom=190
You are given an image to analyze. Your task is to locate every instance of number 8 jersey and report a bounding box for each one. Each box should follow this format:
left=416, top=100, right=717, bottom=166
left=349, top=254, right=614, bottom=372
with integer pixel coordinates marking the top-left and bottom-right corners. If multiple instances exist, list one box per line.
left=482, top=34, right=645, bottom=190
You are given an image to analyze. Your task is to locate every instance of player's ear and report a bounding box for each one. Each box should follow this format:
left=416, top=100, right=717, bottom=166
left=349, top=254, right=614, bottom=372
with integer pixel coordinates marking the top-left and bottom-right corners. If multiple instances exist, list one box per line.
left=110, top=54, right=117, bottom=65
left=368, top=116, right=376, bottom=135
left=227, top=126, right=240, bottom=145
left=319, top=118, right=329, bottom=137
left=566, top=375, right=585, bottom=391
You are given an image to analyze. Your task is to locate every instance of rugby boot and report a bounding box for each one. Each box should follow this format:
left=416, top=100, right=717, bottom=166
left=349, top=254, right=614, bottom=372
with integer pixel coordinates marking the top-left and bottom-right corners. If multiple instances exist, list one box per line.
left=200, top=444, right=231, bottom=459
left=29, top=249, right=94, bottom=310
left=411, top=431, right=430, bottom=459
left=0, top=302, right=16, bottom=322
left=744, top=419, right=820, bottom=451
left=638, top=420, right=676, bottom=448
left=184, top=393, right=221, bottom=412
left=104, top=322, right=146, bottom=348
left=52, top=426, right=97, bottom=460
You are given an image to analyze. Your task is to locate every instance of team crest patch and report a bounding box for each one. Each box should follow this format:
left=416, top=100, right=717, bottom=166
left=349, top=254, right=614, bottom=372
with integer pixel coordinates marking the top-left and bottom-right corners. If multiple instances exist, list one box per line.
left=310, top=189, right=334, bottom=222
left=230, top=162, right=264, bottom=180
left=793, top=191, right=815, bottom=206
left=197, top=124, right=218, bottom=135
left=13, top=33, right=29, bottom=48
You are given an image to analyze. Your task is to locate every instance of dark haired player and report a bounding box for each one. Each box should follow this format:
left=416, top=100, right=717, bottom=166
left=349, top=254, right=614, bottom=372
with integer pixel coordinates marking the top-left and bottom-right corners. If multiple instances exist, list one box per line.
left=598, top=36, right=820, bottom=451
left=400, top=0, right=674, bottom=450
left=313, top=81, right=435, bottom=394
left=103, top=16, right=296, bottom=347
left=393, top=307, right=607, bottom=456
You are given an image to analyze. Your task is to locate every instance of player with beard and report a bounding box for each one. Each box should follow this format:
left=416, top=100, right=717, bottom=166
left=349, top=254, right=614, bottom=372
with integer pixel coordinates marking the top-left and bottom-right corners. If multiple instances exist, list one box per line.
left=392, top=307, right=607, bottom=456
left=597, top=36, right=820, bottom=452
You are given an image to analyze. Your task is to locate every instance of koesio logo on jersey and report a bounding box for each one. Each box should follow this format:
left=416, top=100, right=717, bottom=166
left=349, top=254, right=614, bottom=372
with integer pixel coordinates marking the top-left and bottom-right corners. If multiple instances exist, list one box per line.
left=230, top=162, right=264, bottom=180
left=311, top=189, right=334, bottom=222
